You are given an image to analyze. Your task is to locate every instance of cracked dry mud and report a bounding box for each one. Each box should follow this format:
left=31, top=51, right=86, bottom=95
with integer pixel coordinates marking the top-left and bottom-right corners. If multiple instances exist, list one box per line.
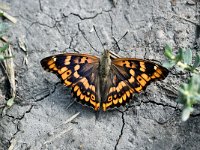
left=0, top=0, right=200, bottom=150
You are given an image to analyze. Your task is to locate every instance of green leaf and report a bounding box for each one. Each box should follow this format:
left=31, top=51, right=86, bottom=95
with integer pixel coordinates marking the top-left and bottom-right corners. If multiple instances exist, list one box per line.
left=162, top=61, right=176, bottom=68
left=191, top=74, right=200, bottom=89
left=179, top=74, right=200, bottom=108
left=0, top=55, right=12, bottom=61
left=0, top=55, right=4, bottom=60
left=182, top=107, right=193, bottom=121
left=194, top=95, right=200, bottom=102
left=183, top=49, right=192, bottom=65
left=3, top=56, right=13, bottom=60
left=176, top=48, right=184, bottom=62
left=7, top=97, right=15, bottom=107
left=165, top=45, right=172, bottom=52
left=0, top=43, right=9, bottom=53
left=164, top=45, right=200, bottom=121
left=187, top=77, right=193, bottom=91
left=192, top=53, right=200, bottom=70
left=164, top=45, right=175, bottom=60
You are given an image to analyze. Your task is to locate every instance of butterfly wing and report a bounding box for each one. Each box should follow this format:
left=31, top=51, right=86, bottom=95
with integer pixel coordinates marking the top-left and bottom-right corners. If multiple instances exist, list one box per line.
left=102, top=58, right=169, bottom=111
left=40, top=53, right=101, bottom=111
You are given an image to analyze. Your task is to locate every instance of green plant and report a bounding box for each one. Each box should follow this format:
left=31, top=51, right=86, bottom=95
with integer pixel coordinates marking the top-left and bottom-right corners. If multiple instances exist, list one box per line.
left=164, top=45, right=200, bottom=121
left=0, top=7, right=16, bottom=109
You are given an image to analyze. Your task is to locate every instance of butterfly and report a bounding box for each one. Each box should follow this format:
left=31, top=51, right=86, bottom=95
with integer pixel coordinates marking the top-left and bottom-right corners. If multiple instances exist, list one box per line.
left=40, top=50, right=169, bottom=111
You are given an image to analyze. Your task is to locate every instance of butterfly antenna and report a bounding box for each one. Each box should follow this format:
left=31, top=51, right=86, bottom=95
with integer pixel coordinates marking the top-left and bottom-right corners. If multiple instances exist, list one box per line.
left=110, top=31, right=128, bottom=51
left=93, top=25, right=105, bottom=51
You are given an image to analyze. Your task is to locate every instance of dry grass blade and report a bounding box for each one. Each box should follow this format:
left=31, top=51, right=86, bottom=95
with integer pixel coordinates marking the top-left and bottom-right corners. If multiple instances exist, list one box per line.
left=63, top=112, right=80, bottom=124
left=8, top=139, right=16, bottom=150
left=56, top=112, right=80, bottom=128
left=3, top=45, right=16, bottom=104
left=1, top=36, right=8, bottom=43
left=42, top=113, right=79, bottom=146
left=43, top=127, right=73, bottom=145
left=169, top=12, right=199, bottom=26
left=18, top=37, right=27, bottom=52
left=0, top=9, right=17, bottom=23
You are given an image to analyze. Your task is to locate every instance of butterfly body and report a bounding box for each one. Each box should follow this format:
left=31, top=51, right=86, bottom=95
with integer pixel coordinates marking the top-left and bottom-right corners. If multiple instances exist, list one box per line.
left=99, top=50, right=112, bottom=106
left=41, top=50, right=169, bottom=111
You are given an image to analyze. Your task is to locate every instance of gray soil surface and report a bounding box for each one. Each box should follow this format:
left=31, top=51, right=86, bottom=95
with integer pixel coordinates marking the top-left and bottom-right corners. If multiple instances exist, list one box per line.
left=0, top=0, right=200, bottom=150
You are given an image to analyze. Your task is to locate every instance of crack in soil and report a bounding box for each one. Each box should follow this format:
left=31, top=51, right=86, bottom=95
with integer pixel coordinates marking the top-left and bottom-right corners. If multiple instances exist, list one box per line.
left=142, top=99, right=179, bottom=110
left=112, top=96, right=180, bottom=149
left=35, top=82, right=60, bottom=102
left=3, top=81, right=60, bottom=148
left=38, top=0, right=43, bottom=12
left=126, top=97, right=179, bottom=112
left=29, top=20, right=57, bottom=29
left=191, top=113, right=200, bottom=118
left=113, top=95, right=177, bottom=150
left=77, top=23, right=99, bottom=53
left=114, top=110, right=125, bottom=150
left=5, top=105, right=34, bottom=147
left=6, top=105, right=33, bottom=120
left=8, top=122, right=21, bottom=147
left=69, top=8, right=112, bottom=21
left=108, top=12, right=122, bottom=52
left=68, top=31, right=79, bottom=50
left=71, top=12, right=102, bottom=20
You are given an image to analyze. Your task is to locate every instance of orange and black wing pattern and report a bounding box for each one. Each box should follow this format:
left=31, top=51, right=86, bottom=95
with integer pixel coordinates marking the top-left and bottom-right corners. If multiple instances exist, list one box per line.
left=40, top=53, right=101, bottom=111
left=102, top=58, right=169, bottom=111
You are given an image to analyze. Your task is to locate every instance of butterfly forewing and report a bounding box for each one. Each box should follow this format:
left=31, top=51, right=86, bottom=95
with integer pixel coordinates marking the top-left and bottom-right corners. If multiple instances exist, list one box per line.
left=40, top=53, right=101, bottom=110
left=102, top=58, right=169, bottom=111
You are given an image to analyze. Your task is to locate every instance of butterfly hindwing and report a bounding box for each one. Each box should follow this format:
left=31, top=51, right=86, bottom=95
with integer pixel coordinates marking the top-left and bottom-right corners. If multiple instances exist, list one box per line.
left=102, top=58, right=169, bottom=111
left=102, top=69, right=135, bottom=111
left=40, top=53, right=101, bottom=110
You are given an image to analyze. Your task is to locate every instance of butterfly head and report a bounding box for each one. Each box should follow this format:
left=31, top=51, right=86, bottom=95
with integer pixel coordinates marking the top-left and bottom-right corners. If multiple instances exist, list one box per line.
left=102, top=49, right=111, bottom=58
